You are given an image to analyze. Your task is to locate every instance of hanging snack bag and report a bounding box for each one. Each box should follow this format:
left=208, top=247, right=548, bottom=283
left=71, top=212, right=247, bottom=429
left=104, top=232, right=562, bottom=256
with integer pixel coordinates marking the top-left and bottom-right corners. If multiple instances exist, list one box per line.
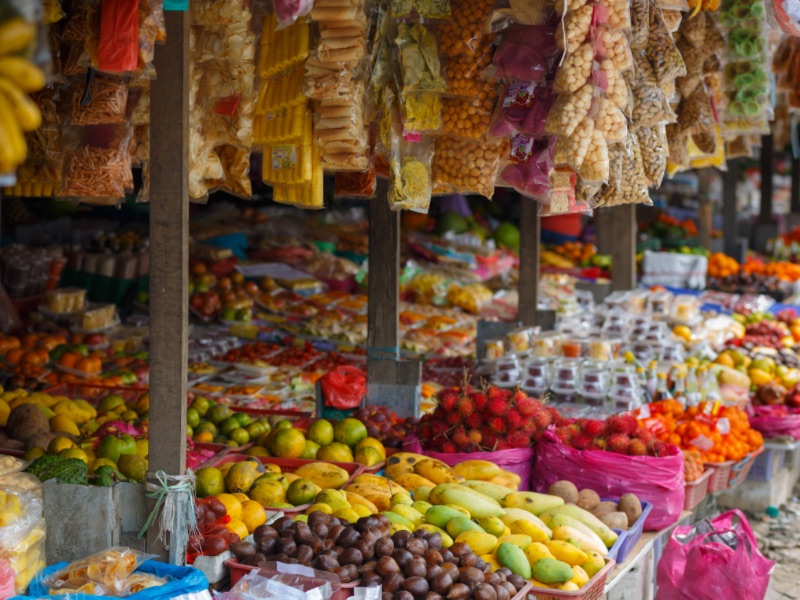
left=389, top=138, right=434, bottom=213
left=553, top=115, right=594, bottom=171
left=499, top=136, right=554, bottom=199
left=60, top=125, right=134, bottom=201
left=69, top=74, right=129, bottom=126
left=545, top=81, right=594, bottom=138
left=395, top=23, right=448, bottom=96
left=490, top=81, right=555, bottom=138
left=554, top=41, right=594, bottom=94
left=556, top=4, right=594, bottom=54
left=600, top=0, right=632, bottom=29
left=646, top=3, right=686, bottom=82
left=432, top=135, right=508, bottom=199
left=489, top=25, right=560, bottom=82
left=637, top=125, right=667, bottom=186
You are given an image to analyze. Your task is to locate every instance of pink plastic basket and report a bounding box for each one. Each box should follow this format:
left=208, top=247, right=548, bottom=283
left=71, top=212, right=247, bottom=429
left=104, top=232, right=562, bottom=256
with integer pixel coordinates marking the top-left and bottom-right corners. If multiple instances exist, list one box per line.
left=703, top=460, right=734, bottom=493
left=683, top=468, right=712, bottom=511
left=527, top=557, right=615, bottom=600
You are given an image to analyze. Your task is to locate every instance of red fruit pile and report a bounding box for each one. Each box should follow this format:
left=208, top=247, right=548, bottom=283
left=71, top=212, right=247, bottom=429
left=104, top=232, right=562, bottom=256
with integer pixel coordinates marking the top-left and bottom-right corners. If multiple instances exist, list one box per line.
left=554, top=414, right=672, bottom=457
left=415, top=385, right=562, bottom=452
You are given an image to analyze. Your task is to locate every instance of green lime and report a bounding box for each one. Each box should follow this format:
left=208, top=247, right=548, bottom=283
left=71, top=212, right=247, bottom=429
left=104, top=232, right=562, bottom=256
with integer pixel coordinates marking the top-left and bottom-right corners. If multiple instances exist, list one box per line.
left=307, top=419, right=334, bottom=446
left=187, top=408, right=200, bottom=428
left=234, top=412, right=252, bottom=427
left=208, top=404, right=231, bottom=425
left=220, top=417, right=241, bottom=436
left=230, top=427, right=251, bottom=446
left=191, top=396, right=210, bottom=417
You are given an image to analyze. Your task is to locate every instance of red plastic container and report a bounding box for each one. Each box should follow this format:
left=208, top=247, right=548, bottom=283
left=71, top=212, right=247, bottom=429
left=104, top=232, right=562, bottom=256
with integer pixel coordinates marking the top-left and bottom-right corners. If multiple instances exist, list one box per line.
left=683, top=468, right=712, bottom=510
left=527, top=557, right=615, bottom=599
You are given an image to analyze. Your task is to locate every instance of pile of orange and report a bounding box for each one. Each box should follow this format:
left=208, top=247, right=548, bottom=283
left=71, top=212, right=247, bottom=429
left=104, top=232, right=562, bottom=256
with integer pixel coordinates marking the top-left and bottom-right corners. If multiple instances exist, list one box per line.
left=551, top=241, right=597, bottom=265
left=707, top=252, right=739, bottom=278
left=639, top=399, right=763, bottom=464
left=741, top=257, right=800, bottom=282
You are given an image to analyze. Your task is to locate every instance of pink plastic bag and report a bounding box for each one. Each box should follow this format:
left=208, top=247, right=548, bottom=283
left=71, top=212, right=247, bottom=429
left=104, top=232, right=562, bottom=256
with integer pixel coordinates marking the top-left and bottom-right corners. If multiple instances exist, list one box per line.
left=531, top=430, right=684, bottom=530
left=748, top=405, right=800, bottom=440
left=0, top=559, right=14, bottom=600
left=491, top=27, right=560, bottom=82
left=656, top=510, right=774, bottom=600
left=404, top=435, right=534, bottom=490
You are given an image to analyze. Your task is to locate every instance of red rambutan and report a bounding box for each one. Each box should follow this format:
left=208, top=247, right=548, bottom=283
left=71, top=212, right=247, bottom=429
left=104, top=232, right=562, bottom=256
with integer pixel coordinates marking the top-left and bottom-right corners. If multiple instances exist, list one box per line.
left=432, top=421, right=448, bottom=436
left=488, top=417, right=506, bottom=434
left=487, top=396, right=509, bottom=417
left=508, top=432, right=532, bottom=448
left=483, top=433, right=499, bottom=450
left=628, top=439, right=646, bottom=456
left=418, top=421, right=433, bottom=442
left=534, top=410, right=553, bottom=430
left=592, top=437, right=607, bottom=451
left=607, top=434, right=630, bottom=454
left=572, top=433, right=593, bottom=450
left=441, top=442, right=458, bottom=453
left=583, top=420, right=605, bottom=438
left=495, top=441, right=512, bottom=451
left=507, top=409, right=524, bottom=431
left=604, top=414, right=639, bottom=437
left=467, top=429, right=483, bottom=445
left=455, top=394, right=475, bottom=413
left=555, top=427, right=573, bottom=446
left=523, top=419, right=539, bottom=435
left=452, top=428, right=470, bottom=449
left=656, top=443, right=670, bottom=458
left=466, top=413, right=483, bottom=430
left=516, top=396, right=539, bottom=417
left=471, top=391, right=488, bottom=411
left=445, top=412, right=462, bottom=426
left=438, top=389, right=458, bottom=411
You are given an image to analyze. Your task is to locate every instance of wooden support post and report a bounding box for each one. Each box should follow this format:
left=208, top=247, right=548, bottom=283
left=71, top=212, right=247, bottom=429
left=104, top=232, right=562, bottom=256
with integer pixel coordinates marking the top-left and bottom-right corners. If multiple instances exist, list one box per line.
left=365, top=184, right=421, bottom=417
left=147, top=10, right=190, bottom=564
left=760, top=134, right=774, bottom=223
left=697, top=171, right=712, bottom=250
left=723, top=162, right=739, bottom=259
left=596, top=205, right=636, bottom=291
left=518, top=200, right=540, bottom=327
left=367, top=180, right=400, bottom=383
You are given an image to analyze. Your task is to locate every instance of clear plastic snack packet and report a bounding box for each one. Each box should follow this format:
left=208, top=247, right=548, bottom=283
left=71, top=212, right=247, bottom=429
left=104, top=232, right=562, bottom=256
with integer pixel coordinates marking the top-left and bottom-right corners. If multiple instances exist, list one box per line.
left=498, top=135, right=554, bottom=199
left=630, top=0, right=649, bottom=49
left=389, top=136, right=434, bottom=213
left=432, top=135, right=508, bottom=198
left=554, top=42, right=594, bottom=94
left=579, top=125, right=610, bottom=183
left=636, top=124, right=667, bottom=185
left=545, top=82, right=594, bottom=137
left=646, top=3, right=686, bottom=82
left=553, top=115, right=594, bottom=171
left=556, top=4, right=594, bottom=54
left=595, top=95, right=628, bottom=142
left=677, top=83, right=714, bottom=137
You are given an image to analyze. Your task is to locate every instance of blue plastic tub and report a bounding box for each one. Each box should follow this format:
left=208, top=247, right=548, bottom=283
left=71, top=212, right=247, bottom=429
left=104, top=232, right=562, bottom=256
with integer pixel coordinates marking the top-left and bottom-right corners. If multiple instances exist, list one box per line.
left=606, top=528, right=627, bottom=562
left=601, top=498, right=654, bottom=563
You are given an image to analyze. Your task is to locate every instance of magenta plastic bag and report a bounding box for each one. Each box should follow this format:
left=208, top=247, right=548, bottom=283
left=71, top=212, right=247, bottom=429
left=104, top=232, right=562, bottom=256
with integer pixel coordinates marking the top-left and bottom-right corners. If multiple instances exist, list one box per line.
left=531, top=430, right=684, bottom=530
left=491, top=27, right=560, bottom=82
left=656, top=510, right=774, bottom=600
left=748, top=405, right=800, bottom=440
left=404, top=435, right=534, bottom=490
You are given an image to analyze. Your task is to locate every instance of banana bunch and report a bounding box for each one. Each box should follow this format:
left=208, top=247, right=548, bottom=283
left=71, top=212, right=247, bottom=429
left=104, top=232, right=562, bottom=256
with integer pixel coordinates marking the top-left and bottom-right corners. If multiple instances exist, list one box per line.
left=541, top=249, right=576, bottom=269
left=0, top=17, right=46, bottom=174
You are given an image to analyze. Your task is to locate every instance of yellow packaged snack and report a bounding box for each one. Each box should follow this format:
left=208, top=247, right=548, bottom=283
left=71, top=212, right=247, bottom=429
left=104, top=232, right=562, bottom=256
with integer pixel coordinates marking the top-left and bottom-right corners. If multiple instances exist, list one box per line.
left=259, top=15, right=310, bottom=78
left=263, top=109, right=314, bottom=184
left=254, top=103, right=309, bottom=144
left=257, top=65, right=306, bottom=114
left=272, top=145, right=324, bottom=208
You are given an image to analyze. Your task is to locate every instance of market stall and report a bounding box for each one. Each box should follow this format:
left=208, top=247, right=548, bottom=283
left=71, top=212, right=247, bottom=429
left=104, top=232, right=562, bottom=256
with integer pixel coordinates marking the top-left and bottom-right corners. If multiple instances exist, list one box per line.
left=1, top=0, right=799, bottom=597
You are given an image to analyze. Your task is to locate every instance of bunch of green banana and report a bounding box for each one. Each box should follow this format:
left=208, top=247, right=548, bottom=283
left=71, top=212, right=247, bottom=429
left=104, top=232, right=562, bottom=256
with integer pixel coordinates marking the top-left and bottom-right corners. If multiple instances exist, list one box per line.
left=0, top=17, right=46, bottom=173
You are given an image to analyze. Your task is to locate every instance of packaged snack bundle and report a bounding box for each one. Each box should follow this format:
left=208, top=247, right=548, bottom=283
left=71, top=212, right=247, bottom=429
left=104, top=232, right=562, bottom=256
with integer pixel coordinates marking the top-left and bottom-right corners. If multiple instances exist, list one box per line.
left=0, top=486, right=45, bottom=594
left=498, top=136, right=554, bottom=199
left=491, top=82, right=555, bottom=138
left=432, top=135, right=508, bottom=199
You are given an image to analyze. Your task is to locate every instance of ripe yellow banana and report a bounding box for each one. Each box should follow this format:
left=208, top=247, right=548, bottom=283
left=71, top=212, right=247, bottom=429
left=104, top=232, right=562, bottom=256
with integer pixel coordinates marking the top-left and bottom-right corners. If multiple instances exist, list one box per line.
left=0, top=19, right=35, bottom=56
left=0, top=57, right=45, bottom=93
left=0, top=91, right=26, bottom=165
left=0, top=76, right=41, bottom=131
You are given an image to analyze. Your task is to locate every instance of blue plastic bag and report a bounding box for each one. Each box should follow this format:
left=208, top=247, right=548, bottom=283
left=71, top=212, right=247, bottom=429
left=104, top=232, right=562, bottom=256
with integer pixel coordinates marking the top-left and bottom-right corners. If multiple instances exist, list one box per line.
left=14, top=560, right=209, bottom=600
left=164, top=0, right=189, bottom=10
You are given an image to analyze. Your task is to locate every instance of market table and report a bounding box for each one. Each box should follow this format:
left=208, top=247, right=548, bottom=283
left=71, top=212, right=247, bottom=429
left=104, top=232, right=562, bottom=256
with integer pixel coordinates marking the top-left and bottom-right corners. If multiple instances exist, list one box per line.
left=604, top=511, right=693, bottom=600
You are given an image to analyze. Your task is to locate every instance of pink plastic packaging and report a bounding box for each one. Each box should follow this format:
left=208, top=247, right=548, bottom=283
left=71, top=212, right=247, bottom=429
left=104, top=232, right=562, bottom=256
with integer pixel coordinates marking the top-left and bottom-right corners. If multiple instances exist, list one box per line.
left=0, top=559, right=14, bottom=600
left=656, top=509, right=774, bottom=600
left=404, top=435, right=534, bottom=490
left=491, top=26, right=560, bottom=82
left=531, top=430, right=684, bottom=530
left=272, top=0, right=313, bottom=28
left=499, top=137, right=554, bottom=200
left=748, top=405, right=800, bottom=440
left=490, top=83, right=556, bottom=138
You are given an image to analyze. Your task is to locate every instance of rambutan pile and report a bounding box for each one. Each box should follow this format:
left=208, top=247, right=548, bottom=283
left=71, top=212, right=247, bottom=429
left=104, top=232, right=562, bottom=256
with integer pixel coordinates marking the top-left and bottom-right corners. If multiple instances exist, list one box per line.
left=415, top=380, right=551, bottom=453
left=552, top=412, right=672, bottom=457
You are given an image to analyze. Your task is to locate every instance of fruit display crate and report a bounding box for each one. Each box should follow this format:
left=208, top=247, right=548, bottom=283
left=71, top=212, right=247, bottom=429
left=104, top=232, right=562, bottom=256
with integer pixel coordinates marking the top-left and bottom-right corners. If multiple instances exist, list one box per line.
left=601, top=499, right=652, bottom=563
left=605, top=529, right=627, bottom=562
left=727, top=445, right=764, bottom=489
left=746, top=441, right=799, bottom=482
left=44, top=382, right=149, bottom=404
left=703, top=459, right=735, bottom=493
left=223, top=560, right=361, bottom=597
left=526, top=557, right=615, bottom=600
left=206, top=454, right=364, bottom=515
left=683, top=468, right=713, bottom=511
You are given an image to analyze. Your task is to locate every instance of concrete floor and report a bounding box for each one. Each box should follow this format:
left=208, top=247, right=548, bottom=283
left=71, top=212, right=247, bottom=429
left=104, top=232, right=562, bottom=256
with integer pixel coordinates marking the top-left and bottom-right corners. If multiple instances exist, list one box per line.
left=754, top=483, right=800, bottom=600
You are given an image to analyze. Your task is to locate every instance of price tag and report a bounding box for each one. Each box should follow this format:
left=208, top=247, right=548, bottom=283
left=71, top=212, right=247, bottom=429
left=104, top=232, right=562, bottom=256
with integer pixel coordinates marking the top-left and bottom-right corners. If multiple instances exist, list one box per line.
left=354, top=586, right=383, bottom=600
left=264, top=580, right=308, bottom=600
left=716, top=417, right=731, bottom=435
left=689, top=434, right=714, bottom=451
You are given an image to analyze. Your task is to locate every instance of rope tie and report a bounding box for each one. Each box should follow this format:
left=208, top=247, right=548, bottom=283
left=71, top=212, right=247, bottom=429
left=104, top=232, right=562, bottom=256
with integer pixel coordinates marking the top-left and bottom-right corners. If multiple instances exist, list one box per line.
left=138, top=470, right=197, bottom=563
